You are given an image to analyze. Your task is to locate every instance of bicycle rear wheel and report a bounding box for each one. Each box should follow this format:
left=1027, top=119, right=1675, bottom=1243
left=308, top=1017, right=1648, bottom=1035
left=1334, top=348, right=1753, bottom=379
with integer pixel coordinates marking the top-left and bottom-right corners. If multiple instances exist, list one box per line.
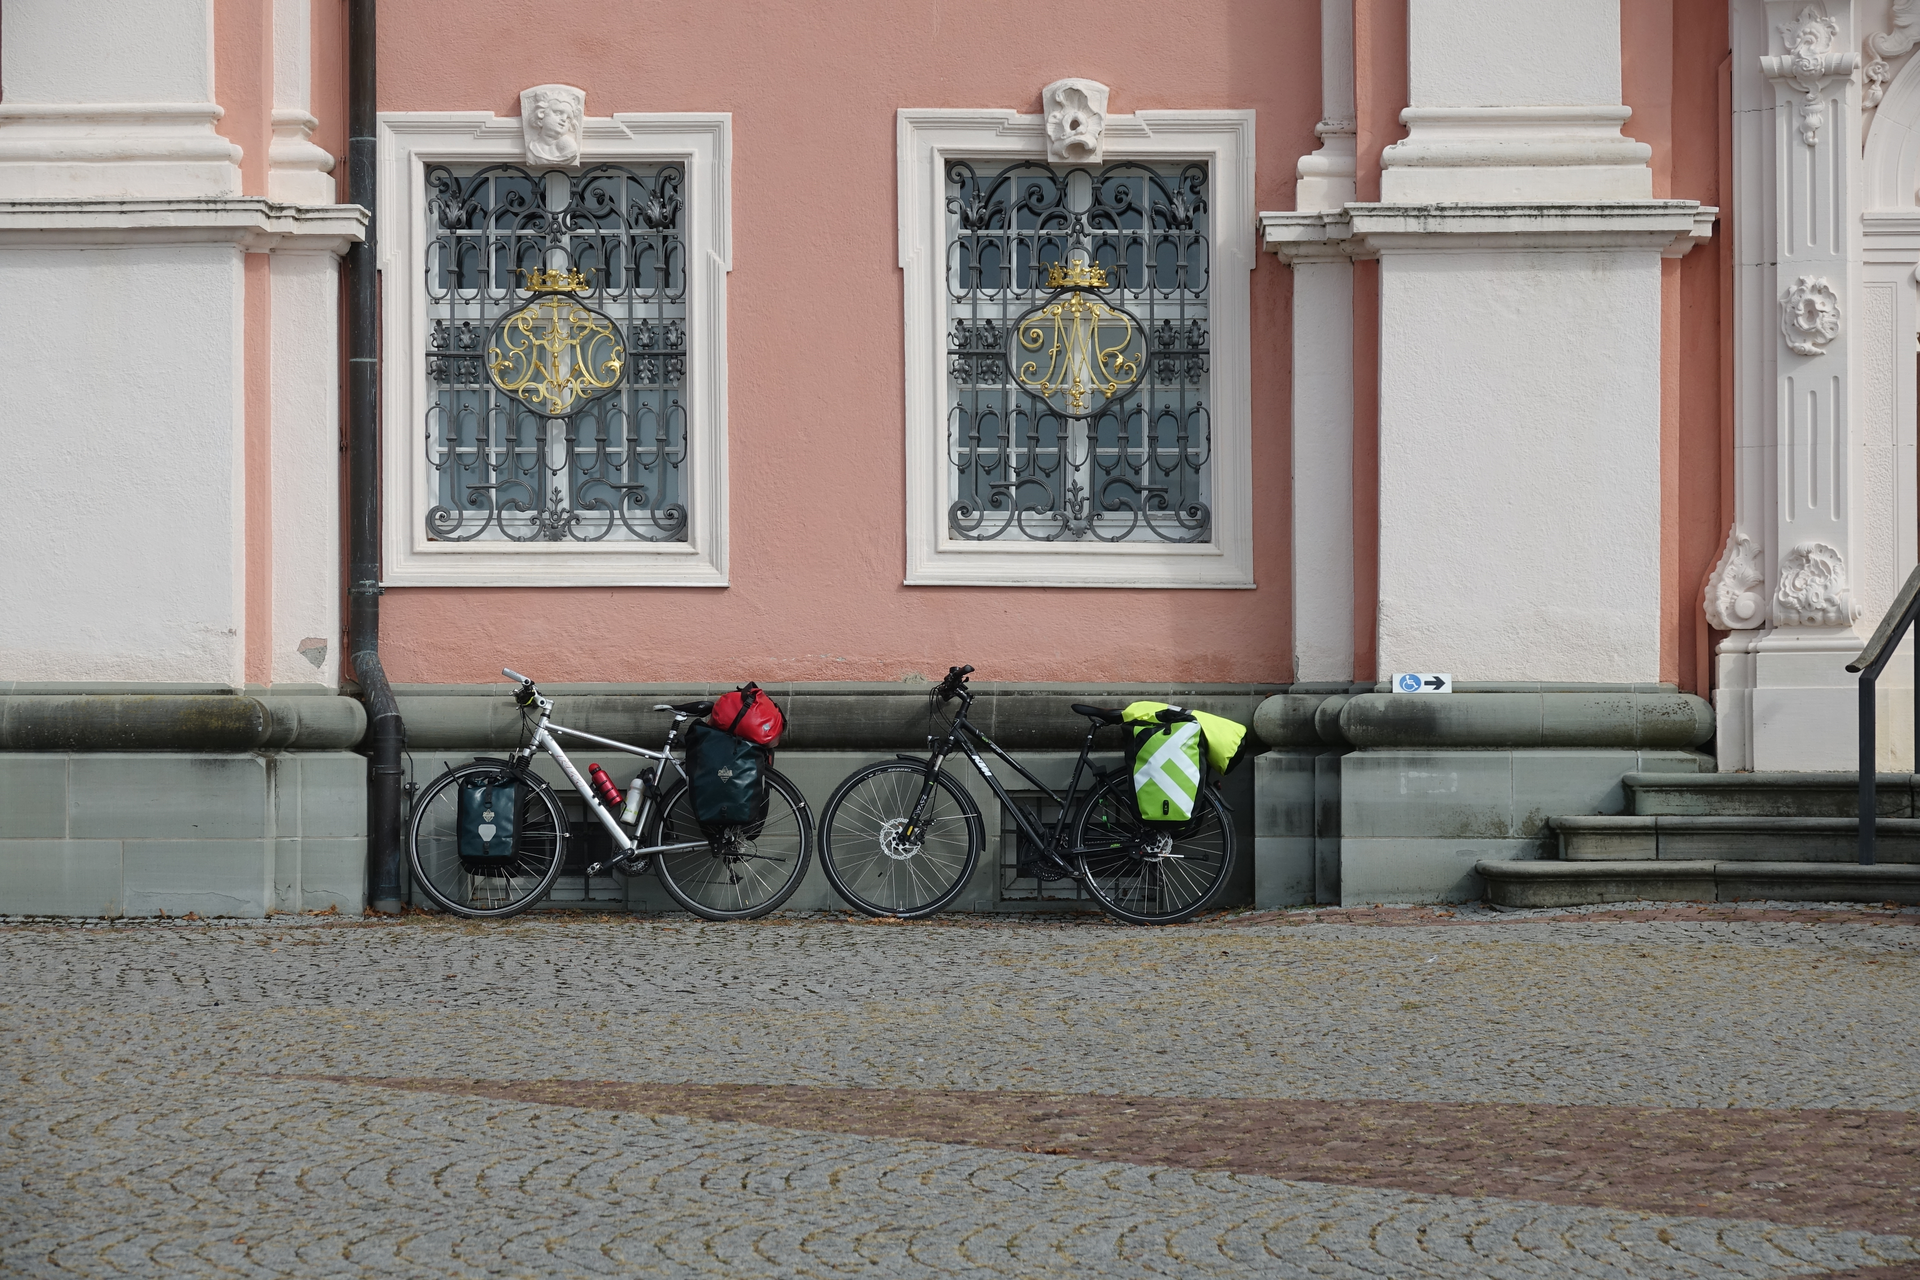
left=649, top=770, right=814, bottom=920
left=818, top=761, right=981, bottom=918
left=1070, top=773, right=1235, bottom=925
left=408, top=761, right=568, bottom=918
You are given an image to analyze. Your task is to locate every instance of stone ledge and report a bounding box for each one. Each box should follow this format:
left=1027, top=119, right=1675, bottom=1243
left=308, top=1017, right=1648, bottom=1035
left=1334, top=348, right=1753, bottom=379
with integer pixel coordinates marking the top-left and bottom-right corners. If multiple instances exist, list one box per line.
left=0, top=696, right=365, bottom=751
left=392, top=682, right=1281, bottom=751
left=0, top=198, right=366, bottom=251
left=1554, top=815, right=1920, bottom=862
left=1477, top=858, right=1920, bottom=909
left=1623, top=771, right=1920, bottom=817
left=1253, top=690, right=1713, bottom=751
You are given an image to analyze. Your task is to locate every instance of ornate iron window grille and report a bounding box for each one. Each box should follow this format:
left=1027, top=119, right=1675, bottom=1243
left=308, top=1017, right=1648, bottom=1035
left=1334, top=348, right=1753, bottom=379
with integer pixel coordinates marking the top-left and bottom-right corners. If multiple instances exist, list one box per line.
left=945, top=159, right=1211, bottom=543
left=424, top=162, right=688, bottom=543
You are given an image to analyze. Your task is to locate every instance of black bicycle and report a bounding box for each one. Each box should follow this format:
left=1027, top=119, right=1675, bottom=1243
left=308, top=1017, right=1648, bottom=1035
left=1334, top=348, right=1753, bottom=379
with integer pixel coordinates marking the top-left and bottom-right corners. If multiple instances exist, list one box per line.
left=816, top=665, right=1237, bottom=925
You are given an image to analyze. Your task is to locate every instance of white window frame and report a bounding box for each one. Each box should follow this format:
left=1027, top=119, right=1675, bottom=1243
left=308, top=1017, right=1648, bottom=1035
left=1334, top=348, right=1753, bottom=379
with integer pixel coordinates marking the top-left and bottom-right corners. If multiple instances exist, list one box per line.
left=898, top=108, right=1255, bottom=588
left=377, top=111, right=730, bottom=586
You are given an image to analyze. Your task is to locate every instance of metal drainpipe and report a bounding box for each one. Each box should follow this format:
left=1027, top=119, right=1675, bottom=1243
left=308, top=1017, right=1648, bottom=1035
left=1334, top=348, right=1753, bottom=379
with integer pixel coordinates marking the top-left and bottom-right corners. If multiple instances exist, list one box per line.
left=344, top=0, right=406, bottom=915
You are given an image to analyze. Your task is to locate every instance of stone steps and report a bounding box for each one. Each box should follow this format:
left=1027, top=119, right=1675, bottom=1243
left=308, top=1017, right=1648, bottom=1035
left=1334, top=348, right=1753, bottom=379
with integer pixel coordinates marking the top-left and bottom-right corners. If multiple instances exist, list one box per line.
left=1476, top=858, right=1920, bottom=909
left=1553, top=815, right=1920, bottom=862
left=1487, top=771, right=1920, bottom=907
left=1621, top=771, right=1919, bottom=818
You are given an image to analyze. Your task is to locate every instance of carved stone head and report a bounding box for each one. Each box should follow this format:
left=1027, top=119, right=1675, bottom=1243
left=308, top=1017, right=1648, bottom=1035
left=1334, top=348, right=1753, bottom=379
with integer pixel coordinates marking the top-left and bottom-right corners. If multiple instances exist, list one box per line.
left=520, top=84, right=586, bottom=166
left=1043, top=78, right=1110, bottom=164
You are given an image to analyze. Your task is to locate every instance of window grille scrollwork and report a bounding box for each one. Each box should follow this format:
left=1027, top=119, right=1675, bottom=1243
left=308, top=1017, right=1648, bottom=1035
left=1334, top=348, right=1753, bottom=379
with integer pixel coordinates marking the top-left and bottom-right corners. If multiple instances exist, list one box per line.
left=424, top=162, right=688, bottom=543
left=945, top=159, right=1212, bottom=544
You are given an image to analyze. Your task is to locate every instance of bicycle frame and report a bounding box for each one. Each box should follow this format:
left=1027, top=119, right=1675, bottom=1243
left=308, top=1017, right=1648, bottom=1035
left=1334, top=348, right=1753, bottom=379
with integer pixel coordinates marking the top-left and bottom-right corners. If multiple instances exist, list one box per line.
left=904, top=694, right=1113, bottom=862
left=505, top=677, right=708, bottom=866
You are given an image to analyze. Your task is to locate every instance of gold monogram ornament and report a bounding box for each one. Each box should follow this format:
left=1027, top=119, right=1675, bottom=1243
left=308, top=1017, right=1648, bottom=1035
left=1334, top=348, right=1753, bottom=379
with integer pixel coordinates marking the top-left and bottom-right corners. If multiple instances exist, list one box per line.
left=1011, top=259, right=1144, bottom=418
left=487, top=270, right=624, bottom=416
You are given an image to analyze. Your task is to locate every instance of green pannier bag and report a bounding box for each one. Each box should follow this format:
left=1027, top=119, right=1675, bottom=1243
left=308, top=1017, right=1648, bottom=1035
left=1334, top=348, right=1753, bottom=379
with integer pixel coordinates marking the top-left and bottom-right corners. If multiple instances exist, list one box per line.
left=1129, top=715, right=1205, bottom=822
left=1121, top=702, right=1255, bottom=824
left=458, top=771, right=525, bottom=867
left=684, top=719, right=771, bottom=835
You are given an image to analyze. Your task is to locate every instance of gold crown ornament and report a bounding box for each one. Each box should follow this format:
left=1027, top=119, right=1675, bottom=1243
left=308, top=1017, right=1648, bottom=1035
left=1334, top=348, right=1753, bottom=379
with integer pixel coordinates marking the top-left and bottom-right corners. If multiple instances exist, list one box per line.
left=1044, top=259, right=1109, bottom=289
left=519, top=266, right=592, bottom=293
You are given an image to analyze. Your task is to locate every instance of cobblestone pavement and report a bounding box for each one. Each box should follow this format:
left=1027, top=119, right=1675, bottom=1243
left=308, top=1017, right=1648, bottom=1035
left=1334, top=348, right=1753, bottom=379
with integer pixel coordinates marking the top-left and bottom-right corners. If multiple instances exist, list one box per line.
left=5, top=905, right=1920, bottom=1278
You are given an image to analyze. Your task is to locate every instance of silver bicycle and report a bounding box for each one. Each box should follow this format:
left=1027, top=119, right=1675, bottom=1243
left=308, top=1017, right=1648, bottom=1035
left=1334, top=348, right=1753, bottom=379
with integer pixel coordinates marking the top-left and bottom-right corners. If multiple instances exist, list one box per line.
left=406, top=668, right=813, bottom=920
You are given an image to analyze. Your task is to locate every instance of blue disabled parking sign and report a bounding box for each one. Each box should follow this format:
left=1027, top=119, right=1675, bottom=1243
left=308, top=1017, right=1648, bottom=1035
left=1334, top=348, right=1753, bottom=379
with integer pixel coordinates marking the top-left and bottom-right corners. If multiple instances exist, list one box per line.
left=1391, top=673, right=1452, bottom=694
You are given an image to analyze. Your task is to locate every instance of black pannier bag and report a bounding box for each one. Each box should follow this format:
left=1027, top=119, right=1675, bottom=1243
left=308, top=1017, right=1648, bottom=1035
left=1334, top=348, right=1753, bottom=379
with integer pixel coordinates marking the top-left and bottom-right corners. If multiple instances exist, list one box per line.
left=458, top=771, right=526, bottom=869
left=684, top=719, right=771, bottom=834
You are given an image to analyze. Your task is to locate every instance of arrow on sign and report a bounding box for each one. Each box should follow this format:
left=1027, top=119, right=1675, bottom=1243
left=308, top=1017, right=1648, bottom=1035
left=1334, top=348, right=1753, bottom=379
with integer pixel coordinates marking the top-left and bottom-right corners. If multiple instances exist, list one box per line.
left=1424, top=676, right=1448, bottom=691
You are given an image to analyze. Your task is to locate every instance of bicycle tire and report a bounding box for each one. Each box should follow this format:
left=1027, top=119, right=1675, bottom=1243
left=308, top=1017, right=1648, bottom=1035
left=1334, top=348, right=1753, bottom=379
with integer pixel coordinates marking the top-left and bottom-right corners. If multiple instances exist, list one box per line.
left=818, top=760, right=982, bottom=918
left=648, top=770, right=814, bottom=920
left=1070, top=774, right=1236, bottom=925
left=408, top=761, right=569, bottom=919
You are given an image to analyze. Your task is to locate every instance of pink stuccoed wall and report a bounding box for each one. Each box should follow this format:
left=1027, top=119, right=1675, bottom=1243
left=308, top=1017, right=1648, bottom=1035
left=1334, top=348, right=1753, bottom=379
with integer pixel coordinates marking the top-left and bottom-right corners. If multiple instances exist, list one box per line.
left=365, top=0, right=1312, bottom=685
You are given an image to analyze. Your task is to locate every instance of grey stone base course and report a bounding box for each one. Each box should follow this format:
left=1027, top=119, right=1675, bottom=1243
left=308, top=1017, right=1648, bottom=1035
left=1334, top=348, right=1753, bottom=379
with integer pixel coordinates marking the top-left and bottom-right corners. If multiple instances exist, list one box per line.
left=1256, top=747, right=1713, bottom=907
left=1477, top=858, right=1920, bottom=908
left=1554, top=815, right=1920, bottom=862
left=399, top=681, right=1279, bottom=751
left=0, top=751, right=366, bottom=917
left=430, top=745, right=1258, bottom=917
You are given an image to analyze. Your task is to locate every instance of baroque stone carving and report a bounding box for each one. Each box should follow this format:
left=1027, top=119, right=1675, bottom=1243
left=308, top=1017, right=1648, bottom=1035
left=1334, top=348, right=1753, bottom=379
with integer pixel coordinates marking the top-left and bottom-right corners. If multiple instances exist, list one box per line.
left=520, top=84, right=586, bottom=166
left=1865, top=0, right=1920, bottom=107
left=1043, top=79, right=1109, bottom=164
left=1760, top=7, right=1861, bottom=146
left=1780, top=275, right=1842, bottom=356
left=1704, top=527, right=1766, bottom=630
left=1774, top=541, right=1859, bottom=626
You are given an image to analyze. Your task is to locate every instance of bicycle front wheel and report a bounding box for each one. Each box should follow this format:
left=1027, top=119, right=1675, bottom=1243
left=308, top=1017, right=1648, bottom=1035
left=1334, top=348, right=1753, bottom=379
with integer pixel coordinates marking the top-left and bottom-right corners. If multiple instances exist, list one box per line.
left=649, top=770, right=814, bottom=920
left=1070, top=774, right=1236, bottom=925
left=408, top=761, right=569, bottom=918
left=818, top=761, right=981, bottom=917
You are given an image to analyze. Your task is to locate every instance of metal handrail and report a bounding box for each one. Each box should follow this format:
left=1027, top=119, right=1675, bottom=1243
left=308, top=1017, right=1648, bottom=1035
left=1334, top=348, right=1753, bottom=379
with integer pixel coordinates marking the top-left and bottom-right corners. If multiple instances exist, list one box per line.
left=1843, top=563, right=1920, bottom=864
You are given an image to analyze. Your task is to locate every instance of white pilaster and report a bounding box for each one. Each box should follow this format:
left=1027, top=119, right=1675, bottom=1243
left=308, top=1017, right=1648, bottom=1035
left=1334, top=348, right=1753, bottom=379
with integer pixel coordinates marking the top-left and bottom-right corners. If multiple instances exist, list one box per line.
left=1348, top=0, right=1708, bottom=682
left=269, top=0, right=337, bottom=204
left=1716, top=0, right=1887, bottom=771
left=1385, top=0, right=1653, bottom=203
left=1264, top=0, right=1359, bottom=682
left=0, top=0, right=242, bottom=199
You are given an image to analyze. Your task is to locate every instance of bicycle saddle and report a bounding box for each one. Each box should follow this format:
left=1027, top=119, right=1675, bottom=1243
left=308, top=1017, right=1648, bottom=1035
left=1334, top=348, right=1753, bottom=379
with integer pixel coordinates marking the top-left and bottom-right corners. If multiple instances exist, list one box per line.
left=1071, top=703, right=1126, bottom=724
left=662, top=700, right=715, bottom=716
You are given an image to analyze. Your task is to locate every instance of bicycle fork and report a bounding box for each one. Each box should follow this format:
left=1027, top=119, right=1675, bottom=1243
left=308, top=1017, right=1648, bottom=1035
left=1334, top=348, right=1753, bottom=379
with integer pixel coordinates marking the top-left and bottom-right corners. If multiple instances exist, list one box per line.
left=898, top=749, right=951, bottom=845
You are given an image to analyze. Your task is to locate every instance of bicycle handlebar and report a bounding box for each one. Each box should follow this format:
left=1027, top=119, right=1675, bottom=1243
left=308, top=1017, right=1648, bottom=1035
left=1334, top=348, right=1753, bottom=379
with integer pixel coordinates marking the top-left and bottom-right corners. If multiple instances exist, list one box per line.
left=503, top=667, right=531, bottom=685
left=934, top=664, right=975, bottom=702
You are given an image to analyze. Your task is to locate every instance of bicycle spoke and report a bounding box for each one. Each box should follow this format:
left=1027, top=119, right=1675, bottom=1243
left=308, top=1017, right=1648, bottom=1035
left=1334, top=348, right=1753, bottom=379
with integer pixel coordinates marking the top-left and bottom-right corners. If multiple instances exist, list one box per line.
left=407, top=764, right=567, bottom=919
left=650, top=774, right=812, bottom=920
left=1071, top=775, right=1235, bottom=925
left=820, top=763, right=980, bottom=917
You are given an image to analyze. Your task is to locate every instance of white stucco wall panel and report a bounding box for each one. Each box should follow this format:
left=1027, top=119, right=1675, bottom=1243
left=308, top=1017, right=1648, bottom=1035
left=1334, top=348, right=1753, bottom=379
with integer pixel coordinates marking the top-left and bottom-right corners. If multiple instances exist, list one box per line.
left=1376, top=246, right=1663, bottom=682
left=1292, top=258, right=1356, bottom=681
left=1406, top=0, right=1621, bottom=109
left=269, top=252, right=341, bottom=686
left=0, top=0, right=214, bottom=104
left=0, top=245, right=245, bottom=684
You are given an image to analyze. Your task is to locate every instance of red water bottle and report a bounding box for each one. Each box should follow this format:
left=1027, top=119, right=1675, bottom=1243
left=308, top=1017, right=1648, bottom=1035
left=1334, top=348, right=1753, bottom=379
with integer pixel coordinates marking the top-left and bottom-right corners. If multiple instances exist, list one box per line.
left=588, top=763, right=624, bottom=810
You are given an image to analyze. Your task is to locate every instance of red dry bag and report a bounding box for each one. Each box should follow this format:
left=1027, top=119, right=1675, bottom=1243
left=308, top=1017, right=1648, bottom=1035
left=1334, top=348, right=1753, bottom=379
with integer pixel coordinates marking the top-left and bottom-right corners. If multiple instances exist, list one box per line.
left=712, top=682, right=785, bottom=747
